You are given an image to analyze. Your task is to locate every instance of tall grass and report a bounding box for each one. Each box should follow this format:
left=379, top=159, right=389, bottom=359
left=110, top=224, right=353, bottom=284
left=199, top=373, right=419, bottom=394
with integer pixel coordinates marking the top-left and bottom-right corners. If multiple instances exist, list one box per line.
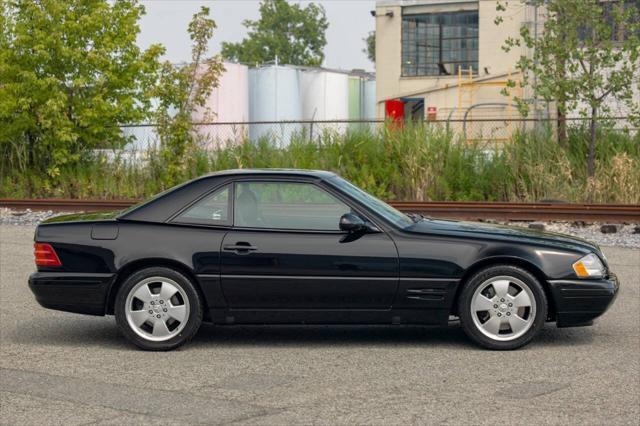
left=1, top=123, right=638, bottom=203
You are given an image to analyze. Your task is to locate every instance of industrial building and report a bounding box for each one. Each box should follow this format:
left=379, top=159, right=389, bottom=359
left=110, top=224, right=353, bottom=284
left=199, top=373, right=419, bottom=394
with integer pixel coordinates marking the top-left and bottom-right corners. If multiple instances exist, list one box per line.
left=122, top=0, right=636, bottom=149
left=374, top=0, right=534, bottom=126
left=373, top=0, right=639, bottom=133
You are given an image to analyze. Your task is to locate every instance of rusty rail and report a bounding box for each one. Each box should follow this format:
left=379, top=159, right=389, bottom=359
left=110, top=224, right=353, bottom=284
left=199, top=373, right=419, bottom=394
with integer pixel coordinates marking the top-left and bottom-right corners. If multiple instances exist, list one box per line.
left=1, top=198, right=639, bottom=222
left=391, top=201, right=640, bottom=222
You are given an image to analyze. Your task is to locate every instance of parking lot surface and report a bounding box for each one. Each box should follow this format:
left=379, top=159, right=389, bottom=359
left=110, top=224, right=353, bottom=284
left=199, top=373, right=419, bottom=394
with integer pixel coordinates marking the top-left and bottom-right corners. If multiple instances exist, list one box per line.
left=1, top=224, right=639, bottom=425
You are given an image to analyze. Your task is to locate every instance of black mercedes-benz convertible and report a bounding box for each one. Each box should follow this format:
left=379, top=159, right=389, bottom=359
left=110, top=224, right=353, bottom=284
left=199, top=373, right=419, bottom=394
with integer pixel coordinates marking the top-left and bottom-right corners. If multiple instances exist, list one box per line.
left=29, top=169, right=618, bottom=350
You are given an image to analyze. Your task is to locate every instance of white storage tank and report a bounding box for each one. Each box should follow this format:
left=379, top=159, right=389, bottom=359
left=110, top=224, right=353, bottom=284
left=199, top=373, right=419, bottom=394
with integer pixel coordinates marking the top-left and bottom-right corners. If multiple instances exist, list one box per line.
left=363, top=79, right=377, bottom=120
left=249, top=65, right=302, bottom=146
left=121, top=125, right=158, bottom=151
left=300, top=69, right=349, bottom=136
left=363, top=79, right=377, bottom=131
left=348, top=75, right=363, bottom=121
left=121, top=97, right=165, bottom=151
left=193, top=62, right=249, bottom=148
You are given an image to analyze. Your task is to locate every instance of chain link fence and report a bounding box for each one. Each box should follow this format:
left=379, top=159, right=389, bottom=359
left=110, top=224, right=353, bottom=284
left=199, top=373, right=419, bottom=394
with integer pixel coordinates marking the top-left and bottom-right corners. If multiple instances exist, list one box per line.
left=119, top=116, right=639, bottom=150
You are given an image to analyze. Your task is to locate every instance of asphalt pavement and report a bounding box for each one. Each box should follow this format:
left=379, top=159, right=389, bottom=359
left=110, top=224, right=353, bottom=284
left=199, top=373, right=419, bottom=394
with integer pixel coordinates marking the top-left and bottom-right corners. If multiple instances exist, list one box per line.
left=1, top=224, right=639, bottom=425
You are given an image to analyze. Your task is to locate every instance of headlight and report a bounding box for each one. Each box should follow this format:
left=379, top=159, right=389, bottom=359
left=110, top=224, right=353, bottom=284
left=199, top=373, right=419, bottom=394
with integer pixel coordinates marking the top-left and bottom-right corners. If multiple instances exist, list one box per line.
left=572, top=253, right=605, bottom=278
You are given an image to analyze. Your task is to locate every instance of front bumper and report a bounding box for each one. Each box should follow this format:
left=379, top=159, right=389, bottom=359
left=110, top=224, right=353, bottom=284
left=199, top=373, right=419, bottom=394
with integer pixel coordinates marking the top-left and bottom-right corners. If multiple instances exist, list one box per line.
left=29, top=272, right=115, bottom=316
left=548, top=273, right=619, bottom=327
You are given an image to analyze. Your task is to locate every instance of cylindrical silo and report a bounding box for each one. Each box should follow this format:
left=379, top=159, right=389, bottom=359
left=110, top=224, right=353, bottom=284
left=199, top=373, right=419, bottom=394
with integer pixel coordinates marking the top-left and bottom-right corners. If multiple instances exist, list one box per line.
left=121, top=125, right=158, bottom=151
left=363, top=79, right=377, bottom=132
left=249, top=65, right=302, bottom=146
left=348, top=76, right=363, bottom=120
left=363, top=79, right=377, bottom=120
left=348, top=76, right=365, bottom=131
left=121, top=97, right=163, bottom=152
left=193, top=62, right=249, bottom=148
left=300, top=69, right=349, bottom=136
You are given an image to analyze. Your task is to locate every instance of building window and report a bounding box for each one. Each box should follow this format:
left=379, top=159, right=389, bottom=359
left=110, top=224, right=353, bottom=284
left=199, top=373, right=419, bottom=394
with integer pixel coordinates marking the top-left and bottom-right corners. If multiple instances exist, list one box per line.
left=578, top=0, right=640, bottom=43
left=402, top=10, right=478, bottom=77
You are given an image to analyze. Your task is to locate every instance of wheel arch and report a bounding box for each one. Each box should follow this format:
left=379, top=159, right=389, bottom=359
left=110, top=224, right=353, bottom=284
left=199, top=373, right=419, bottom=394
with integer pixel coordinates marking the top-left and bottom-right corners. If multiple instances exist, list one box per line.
left=450, top=256, right=556, bottom=320
left=106, top=258, right=207, bottom=316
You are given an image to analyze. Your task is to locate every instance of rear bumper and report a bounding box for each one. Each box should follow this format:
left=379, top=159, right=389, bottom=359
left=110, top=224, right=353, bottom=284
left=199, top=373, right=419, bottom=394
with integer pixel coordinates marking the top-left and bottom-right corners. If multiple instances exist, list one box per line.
left=548, top=274, right=619, bottom=327
left=28, top=272, right=115, bottom=316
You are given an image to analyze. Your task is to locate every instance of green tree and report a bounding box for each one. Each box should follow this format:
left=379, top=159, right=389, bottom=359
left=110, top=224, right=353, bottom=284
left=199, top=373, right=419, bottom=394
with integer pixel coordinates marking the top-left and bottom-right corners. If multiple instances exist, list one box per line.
left=363, top=31, right=375, bottom=64
left=497, top=0, right=640, bottom=177
left=221, top=0, right=328, bottom=66
left=152, top=6, right=225, bottom=186
left=0, top=0, right=163, bottom=191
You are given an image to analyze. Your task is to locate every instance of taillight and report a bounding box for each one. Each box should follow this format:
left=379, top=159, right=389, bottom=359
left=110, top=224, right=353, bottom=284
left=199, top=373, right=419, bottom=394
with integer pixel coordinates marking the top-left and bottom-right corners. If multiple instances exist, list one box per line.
left=34, top=243, right=62, bottom=267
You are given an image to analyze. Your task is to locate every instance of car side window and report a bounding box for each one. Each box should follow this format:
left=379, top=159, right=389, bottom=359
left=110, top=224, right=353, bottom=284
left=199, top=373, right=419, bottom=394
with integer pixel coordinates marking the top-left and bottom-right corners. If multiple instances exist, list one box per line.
left=175, top=185, right=230, bottom=225
left=234, top=182, right=351, bottom=231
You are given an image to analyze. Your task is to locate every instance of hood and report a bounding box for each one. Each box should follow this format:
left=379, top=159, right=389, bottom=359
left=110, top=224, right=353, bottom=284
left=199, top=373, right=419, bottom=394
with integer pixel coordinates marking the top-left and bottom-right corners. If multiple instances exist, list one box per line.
left=41, top=210, right=121, bottom=224
left=405, top=219, right=600, bottom=253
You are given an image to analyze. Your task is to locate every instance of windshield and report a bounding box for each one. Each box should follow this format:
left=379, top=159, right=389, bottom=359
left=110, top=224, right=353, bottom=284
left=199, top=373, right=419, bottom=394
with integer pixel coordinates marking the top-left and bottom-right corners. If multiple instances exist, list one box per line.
left=329, top=176, right=413, bottom=228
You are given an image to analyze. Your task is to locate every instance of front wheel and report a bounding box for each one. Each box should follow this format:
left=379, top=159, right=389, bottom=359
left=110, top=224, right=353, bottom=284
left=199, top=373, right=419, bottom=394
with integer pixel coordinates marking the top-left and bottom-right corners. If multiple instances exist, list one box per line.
left=115, top=267, right=203, bottom=351
left=458, top=265, right=547, bottom=350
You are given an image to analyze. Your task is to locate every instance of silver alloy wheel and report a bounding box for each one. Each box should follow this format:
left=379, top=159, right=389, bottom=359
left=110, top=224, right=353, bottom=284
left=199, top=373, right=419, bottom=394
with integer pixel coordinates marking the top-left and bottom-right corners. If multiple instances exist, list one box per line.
left=125, top=276, right=190, bottom=342
left=470, top=275, right=536, bottom=341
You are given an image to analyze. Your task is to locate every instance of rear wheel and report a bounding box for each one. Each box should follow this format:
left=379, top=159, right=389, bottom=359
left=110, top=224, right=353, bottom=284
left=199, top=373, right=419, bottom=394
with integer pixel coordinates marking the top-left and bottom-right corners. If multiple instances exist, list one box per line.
left=458, top=265, right=547, bottom=350
left=115, top=267, right=202, bottom=351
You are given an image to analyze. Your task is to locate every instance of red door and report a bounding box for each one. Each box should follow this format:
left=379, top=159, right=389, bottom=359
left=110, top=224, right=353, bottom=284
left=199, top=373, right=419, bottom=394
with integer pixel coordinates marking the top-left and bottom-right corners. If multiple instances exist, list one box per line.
left=385, top=100, right=405, bottom=126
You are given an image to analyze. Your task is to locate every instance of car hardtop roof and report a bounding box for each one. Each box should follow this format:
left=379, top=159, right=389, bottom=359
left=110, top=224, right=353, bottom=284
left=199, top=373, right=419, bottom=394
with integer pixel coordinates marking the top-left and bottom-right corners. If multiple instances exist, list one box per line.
left=118, top=169, right=340, bottom=223
left=203, top=168, right=337, bottom=179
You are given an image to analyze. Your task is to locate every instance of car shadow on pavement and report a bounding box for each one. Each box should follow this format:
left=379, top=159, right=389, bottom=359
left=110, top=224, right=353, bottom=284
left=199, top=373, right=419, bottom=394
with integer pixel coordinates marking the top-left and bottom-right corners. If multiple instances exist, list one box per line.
left=9, top=316, right=130, bottom=350
left=9, top=317, right=595, bottom=350
left=535, top=325, right=596, bottom=347
left=192, top=323, right=477, bottom=349
left=192, top=322, right=596, bottom=349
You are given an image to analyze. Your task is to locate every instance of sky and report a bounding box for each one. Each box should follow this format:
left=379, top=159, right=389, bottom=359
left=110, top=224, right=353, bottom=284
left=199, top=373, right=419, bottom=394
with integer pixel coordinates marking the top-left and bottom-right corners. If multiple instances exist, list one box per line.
left=137, top=0, right=377, bottom=71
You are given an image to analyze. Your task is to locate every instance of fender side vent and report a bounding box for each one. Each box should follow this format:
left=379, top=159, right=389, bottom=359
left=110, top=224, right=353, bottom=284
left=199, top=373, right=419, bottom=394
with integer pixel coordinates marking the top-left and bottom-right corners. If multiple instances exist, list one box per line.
left=406, top=288, right=446, bottom=301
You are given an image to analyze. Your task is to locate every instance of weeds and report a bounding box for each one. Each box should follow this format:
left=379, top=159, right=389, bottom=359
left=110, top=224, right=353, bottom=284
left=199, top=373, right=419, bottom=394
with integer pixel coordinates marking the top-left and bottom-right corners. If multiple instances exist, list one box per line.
left=1, top=123, right=638, bottom=203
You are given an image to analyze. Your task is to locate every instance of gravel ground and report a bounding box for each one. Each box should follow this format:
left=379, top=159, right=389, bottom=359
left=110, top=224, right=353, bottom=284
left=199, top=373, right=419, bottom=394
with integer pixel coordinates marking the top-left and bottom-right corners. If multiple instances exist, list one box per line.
left=0, top=208, right=74, bottom=226
left=2, top=207, right=638, bottom=248
left=0, top=224, right=638, bottom=425
left=509, top=221, right=640, bottom=248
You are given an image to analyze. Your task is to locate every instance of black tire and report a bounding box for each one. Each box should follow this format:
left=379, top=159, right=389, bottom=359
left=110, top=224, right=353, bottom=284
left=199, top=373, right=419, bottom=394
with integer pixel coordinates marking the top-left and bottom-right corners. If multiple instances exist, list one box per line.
left=458, top=265, right=547, bottom=350
left=115, top=267, right=203, bottom=351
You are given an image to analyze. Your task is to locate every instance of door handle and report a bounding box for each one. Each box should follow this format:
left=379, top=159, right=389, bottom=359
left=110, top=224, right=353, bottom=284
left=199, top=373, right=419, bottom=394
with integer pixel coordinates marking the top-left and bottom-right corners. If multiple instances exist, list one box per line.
left=223, top=243, right=258, bottom=253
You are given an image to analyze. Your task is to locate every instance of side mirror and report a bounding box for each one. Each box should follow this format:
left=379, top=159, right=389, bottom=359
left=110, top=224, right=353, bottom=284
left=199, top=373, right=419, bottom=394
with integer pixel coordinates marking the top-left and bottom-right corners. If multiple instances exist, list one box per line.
left=339, top=213, right=367, bottom=233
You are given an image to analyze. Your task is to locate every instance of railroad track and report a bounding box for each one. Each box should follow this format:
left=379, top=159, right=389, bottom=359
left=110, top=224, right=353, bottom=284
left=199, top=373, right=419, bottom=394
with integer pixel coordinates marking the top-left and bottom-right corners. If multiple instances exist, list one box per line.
left=391, top=201, right=640, bottom=222
left=1, top=198, right=638, bottom=222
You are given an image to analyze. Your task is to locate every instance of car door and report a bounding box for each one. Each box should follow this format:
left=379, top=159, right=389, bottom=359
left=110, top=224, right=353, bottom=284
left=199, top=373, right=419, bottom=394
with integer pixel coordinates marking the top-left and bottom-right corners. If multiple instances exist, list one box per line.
left=220, top=179, right=399, bottom=309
